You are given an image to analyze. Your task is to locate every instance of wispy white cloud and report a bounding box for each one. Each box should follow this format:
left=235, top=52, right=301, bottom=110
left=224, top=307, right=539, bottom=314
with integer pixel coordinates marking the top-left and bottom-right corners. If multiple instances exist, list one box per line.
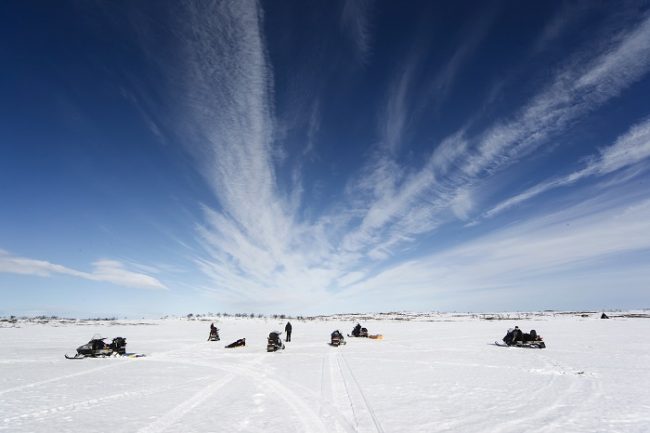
left=341, top=190, right=650, bottom=308
left=531, top=0, right=591, bottom=54
left=379, top=9, right=494, bottom=154
left=155, top=1, right=339, bottom=307
left=340, top=0, right=374, bottom=62
left=466, top=12, right=650, bottom=178
left=484, top=117, right=650, bottom=218
left=342, top=11, right=650, bottom=259
left=147, top=4, right=650, bottom=312
left=0, top=251, right=166, bottom=290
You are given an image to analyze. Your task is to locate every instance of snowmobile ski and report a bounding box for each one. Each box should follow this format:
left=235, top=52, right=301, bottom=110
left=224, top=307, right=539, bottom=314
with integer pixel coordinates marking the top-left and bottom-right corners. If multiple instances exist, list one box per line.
left=494, top=341, right=546, bottom=349
left=65, top=352, right=146, bottom=359
left=65, top=353, right=86, bottom=359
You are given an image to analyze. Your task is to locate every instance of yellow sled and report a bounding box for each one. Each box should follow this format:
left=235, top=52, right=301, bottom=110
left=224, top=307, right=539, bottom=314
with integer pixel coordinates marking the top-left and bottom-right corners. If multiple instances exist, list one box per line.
left=368, top=334, right=384, bottom=340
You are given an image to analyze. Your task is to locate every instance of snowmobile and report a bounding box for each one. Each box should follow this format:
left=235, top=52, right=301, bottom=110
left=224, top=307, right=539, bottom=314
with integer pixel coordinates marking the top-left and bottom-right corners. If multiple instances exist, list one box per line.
left=65, top=335, right=143, bottom=359
left=348, top=324, right=382, bottom=339
left=329, top=330, right=346, bottom=347
left=267, top=331, right=285, bottom=352
left=348, top=324, right=369, bottom=338
left=208, top=325, right=220, bottom=341
left=495, top=327, right=546, bottom=349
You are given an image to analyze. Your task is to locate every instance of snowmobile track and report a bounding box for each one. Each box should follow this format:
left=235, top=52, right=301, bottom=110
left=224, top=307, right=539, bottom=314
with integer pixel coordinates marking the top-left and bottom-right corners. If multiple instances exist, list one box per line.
left=144, top=355, right=331, bottom=433
left=340, top=353, right=385, bottom=433
left=336, top=354, right=360, bottom=430
left=136, top=374, right=236, bottom=433
left=0, top=361, right=123, bottom=396
left=0, top=341, right=204, bottom=397
left=318, top=352, right=359, bottom=433
left=2, top=375, right=213, bottom=427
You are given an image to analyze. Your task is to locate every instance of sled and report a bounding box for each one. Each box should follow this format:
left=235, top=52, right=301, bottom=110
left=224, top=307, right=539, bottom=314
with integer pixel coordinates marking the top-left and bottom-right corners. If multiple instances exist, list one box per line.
left=225, top=338, right=246, bottom=349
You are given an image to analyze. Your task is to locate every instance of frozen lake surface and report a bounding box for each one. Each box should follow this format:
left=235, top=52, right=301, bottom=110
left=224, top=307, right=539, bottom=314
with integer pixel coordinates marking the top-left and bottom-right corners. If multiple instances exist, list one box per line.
left=1, top=313, right=649, bottom=433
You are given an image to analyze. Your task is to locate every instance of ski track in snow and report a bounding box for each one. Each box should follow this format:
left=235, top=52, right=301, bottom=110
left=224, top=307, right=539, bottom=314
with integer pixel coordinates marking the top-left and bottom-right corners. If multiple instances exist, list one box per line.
left=340, top=353, right=385, bottom=433
left=0, top=360, right=122, bottom=397
left=135, top=374, right=237, bottom=433
left=2, top=375, right=212, bottom=426
left=142, top=354, right=332, bottom=433
left=318, top=351, right=356, bottom=433
left=0, top=341, right=206, bottom=397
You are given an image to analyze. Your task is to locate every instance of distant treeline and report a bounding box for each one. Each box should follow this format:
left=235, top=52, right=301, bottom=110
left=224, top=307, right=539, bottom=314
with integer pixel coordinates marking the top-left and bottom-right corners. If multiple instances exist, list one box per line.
left=174, top=312, right=311, bottom=321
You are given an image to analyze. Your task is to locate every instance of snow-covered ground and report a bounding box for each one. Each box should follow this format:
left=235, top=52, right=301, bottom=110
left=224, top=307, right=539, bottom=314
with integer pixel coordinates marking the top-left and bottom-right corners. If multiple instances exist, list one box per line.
left=1, top=314, right=649, bottom=433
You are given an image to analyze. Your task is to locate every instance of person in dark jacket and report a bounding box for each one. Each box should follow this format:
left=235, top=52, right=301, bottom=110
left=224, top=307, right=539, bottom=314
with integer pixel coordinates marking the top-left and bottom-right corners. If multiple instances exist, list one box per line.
left=503, top=326, right=525, bottom=345
left=285, top=321, right=292, bottom=342
left=208, top=323, right=219, bottom=341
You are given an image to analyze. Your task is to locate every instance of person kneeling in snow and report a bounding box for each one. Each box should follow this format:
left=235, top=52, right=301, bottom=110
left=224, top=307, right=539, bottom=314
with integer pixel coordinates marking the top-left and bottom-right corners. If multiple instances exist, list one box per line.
left=503, top=326, right=523, bottom=346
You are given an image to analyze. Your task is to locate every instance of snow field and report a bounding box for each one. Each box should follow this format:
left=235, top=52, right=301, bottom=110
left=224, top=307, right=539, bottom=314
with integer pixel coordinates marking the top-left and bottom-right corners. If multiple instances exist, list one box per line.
left=1, top=316, right=649, bottom=432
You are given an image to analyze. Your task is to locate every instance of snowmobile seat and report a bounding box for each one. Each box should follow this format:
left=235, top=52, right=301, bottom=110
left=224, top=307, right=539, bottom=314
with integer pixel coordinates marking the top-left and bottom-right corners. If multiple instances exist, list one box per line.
left=91, top=339, right=107, bottom=351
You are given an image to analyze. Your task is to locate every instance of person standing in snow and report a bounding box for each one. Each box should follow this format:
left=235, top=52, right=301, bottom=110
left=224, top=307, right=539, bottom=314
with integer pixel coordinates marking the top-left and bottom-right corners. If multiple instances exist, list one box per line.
left=285, top=321, right=292, bottom=342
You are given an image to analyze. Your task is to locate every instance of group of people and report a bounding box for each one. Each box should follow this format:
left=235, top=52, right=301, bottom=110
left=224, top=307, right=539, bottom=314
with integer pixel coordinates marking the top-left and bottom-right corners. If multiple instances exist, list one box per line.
left=210, top=322, right=543, bottom=350
left=208, top=321, right=293, bottom=351
left=207, top=321, right=373, bottom=350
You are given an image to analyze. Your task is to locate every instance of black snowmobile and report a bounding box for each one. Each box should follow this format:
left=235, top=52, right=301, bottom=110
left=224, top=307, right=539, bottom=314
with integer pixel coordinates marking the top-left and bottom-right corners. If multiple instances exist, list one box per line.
left=348, top=323, right=368, bottom=338
left=208, top=324, right=220, bottom=341
left=495, top=327, right=546, bottom=349
left=65, top=335, right=129, bottom=359
left=267, top=331, right=285, bottom=352
left=329, top=330, right=346, bottom=347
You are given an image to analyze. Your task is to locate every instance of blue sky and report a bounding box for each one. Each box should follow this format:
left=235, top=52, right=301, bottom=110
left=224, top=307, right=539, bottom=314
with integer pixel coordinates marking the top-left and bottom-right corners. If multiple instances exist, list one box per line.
left=1, top=1, right=650, bottom=317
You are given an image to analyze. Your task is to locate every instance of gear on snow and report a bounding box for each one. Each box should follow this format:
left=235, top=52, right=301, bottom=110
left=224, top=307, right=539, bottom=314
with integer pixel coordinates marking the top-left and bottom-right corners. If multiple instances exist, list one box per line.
left=496, top=326, right=546, bottom=349
left=225, top=338, right=246, bottom=348
left=348, top=323, right=383, bottom=339
left=349, top=323, right=369, bottom=338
